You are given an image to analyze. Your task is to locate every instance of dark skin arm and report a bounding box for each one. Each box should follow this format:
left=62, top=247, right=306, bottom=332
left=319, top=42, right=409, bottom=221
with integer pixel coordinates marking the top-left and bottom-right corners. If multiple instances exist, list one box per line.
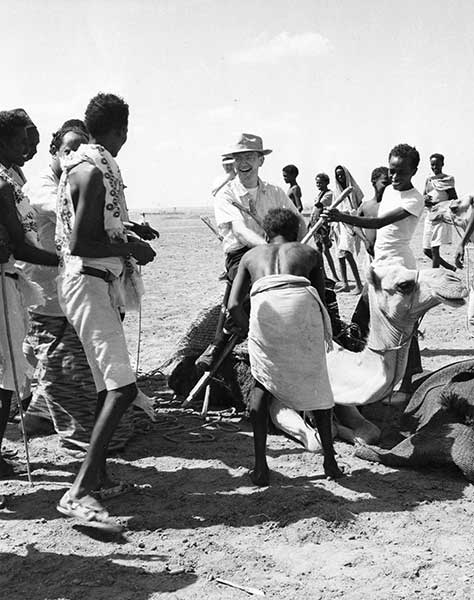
left=227, top=255, right=252, bottom=335
left=308, top=249, right=326, bottom=304
left=323, top=206, right=410, bottom=229
left=291, top=186, right=303, bottom=213
left=124, top=221, right=160, bottom=241
left=0, top=181, right=58, bottom=266
left=69, top=166, right=156, bottom=265
left=455, top=207, right=474, bottom=268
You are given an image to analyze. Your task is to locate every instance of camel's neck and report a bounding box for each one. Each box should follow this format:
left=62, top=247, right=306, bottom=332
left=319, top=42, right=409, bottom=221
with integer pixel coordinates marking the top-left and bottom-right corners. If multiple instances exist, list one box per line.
left=366, top=287, right=418, bottom=351
left=328, top=342, right=411, bottom=406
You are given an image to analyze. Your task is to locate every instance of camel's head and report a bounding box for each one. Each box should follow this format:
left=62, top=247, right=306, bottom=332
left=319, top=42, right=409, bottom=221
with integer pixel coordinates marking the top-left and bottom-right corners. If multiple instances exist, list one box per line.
left=447, top=195, right=474, bottom=230
left=368, top=261, right=467, bottom=325
left=428, top=196, right=473, bottom=231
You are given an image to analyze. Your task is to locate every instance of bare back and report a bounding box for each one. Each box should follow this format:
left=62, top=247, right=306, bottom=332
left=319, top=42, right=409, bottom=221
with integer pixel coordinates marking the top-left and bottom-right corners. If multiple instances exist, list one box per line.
left=243, top=241, right=325, bottom=301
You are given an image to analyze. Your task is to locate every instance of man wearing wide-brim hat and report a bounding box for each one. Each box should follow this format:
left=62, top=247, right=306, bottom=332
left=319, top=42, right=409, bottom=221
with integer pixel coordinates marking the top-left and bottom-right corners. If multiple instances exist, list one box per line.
left=196, top=133, right=306, bottom=370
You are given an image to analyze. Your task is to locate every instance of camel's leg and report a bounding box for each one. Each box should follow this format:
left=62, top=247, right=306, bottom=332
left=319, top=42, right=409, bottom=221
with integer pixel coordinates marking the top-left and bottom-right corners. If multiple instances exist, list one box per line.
left=269, top=399, right=322, bottom=453
left=334, top=405, right=381, bottom=445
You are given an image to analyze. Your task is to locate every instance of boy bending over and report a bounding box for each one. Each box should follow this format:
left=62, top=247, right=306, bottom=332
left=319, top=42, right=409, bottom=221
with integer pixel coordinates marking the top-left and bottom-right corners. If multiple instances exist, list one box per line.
left=228, top=208, right=343, bottom=486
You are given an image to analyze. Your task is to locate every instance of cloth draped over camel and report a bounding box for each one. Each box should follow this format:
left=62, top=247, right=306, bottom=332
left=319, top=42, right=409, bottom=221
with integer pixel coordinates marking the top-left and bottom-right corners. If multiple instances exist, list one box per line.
left=248, top=274, right=334, bottom=411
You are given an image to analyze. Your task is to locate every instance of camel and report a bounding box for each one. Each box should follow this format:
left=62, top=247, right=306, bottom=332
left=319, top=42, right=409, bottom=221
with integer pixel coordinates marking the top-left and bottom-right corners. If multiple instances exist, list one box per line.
left=430, top=195, right=474, bottom=236
left=355, top=358, right=474, bottom=482
left=166, top=263, right=467, bottom=450
left=270, top=262, right=467, bottom=447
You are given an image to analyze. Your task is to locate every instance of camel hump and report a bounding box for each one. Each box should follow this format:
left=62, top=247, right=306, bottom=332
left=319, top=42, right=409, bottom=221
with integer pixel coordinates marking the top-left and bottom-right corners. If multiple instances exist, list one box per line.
left=404, top=359, right=474, bottom=429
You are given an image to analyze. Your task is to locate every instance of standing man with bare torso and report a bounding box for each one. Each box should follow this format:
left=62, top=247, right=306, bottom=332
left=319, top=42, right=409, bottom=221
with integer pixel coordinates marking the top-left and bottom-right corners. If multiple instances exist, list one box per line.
left=55, top=93, right=156, bottom=531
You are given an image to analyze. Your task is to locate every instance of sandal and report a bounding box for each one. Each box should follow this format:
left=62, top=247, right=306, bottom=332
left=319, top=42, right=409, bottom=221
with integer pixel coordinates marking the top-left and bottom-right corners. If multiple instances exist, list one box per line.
left=57, top=491, right=123, bottom=533
left=91, top=481, right=137, bottom=501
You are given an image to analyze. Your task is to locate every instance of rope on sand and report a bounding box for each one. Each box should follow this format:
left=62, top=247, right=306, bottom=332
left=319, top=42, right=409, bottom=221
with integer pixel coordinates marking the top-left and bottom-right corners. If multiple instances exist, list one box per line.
left=154, top=408, right=242, bottom=443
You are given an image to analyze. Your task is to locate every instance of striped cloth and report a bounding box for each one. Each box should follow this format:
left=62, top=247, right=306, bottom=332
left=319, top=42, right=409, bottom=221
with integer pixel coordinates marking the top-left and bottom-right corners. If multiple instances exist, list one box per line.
left=24, top=313, right=134, bottom=452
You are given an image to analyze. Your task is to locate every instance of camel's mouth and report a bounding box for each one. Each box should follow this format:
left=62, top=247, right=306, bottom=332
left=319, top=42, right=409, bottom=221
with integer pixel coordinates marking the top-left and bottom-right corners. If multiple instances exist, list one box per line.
left=436, top=294, right=466, bottom=307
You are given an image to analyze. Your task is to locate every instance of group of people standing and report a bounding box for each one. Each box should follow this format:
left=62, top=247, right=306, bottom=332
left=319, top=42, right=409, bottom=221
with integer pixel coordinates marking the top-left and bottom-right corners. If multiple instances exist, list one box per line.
left=0, top=94, right=157, bottom=532
left=283, top=152, right=459, bottom=290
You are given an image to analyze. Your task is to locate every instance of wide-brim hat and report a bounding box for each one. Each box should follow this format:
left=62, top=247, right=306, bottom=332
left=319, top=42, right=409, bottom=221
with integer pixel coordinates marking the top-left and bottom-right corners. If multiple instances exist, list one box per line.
left=223, top=133, right=272, bottom=157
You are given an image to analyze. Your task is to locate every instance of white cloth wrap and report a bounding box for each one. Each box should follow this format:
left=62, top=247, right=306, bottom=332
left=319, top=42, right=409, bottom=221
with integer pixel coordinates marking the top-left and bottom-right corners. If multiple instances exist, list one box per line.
left=248, top=274, right=334, bottom=411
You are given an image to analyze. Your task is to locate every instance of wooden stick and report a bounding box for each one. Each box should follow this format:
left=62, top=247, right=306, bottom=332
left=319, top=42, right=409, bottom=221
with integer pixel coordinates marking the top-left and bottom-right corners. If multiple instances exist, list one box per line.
left=301, top=185, right=353, bottom=244
left=200, top=216, right=223, bottom=242
left=201, top=384, right=211, bottom=418
left=1, top=266, right=33, bottom=485
left=215, top=577, right=265, bottom=596
left=182, top=334, right=239, bottom=408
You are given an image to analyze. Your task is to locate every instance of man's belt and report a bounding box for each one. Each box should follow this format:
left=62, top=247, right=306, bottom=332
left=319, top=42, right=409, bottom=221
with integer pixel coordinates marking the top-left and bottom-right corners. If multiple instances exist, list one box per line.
left=4, top=272, right=18, bottom=280
left=80, top=266, right=116, bottom=283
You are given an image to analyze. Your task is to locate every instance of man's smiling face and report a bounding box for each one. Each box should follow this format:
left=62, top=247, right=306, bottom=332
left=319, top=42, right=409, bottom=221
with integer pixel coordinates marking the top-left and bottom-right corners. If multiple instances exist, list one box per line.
left=233, top=151, right=264, bottom=187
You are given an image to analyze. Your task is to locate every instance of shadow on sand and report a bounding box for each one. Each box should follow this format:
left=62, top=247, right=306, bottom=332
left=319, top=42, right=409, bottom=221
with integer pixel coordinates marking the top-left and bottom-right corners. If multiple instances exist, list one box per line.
left=1, top=544, right=197, bottom=600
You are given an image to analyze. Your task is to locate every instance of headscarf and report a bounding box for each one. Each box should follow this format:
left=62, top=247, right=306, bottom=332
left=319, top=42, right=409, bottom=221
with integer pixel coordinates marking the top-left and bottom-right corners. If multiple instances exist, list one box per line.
left=334, top=165, right=364, bottom=211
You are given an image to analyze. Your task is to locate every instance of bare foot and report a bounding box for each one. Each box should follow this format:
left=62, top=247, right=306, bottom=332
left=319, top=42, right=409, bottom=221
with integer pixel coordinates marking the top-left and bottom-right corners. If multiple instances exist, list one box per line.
left=323, top=458, right=345, bottom=479
left=249, top=466, right=270, bottom=487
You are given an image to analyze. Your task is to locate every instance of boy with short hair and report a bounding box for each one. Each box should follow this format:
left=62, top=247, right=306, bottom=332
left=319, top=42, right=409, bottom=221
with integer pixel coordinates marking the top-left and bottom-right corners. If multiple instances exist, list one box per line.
left=228, top=207, right=342, bottom=486
left=422, top=153, right=457, bottom=270
left=282, top=164, right=303, bottom=213
left=55, top=93, right=156, bottom=530
left=325, top=144, right=424, bottom=396
left=0, top=111, right=59, bottom=481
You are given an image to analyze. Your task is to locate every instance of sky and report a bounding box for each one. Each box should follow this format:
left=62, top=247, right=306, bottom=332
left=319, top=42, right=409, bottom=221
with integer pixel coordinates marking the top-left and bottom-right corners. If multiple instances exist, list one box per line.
left=3, top=0, right=474, bottom=211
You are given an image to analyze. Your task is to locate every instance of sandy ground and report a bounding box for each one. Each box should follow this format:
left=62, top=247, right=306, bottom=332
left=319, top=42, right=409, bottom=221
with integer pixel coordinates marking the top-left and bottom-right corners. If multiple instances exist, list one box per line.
left=1, top=212, right=474, bottom=600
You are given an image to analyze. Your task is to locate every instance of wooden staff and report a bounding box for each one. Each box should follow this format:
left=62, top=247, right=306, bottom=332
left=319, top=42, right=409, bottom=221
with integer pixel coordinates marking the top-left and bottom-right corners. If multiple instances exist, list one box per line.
left=181, top=333, right=239, bottom=408
left=301, top=186, right=353, bottom=244
left=0, top=265, right=33, bottom=484
left=200, top=216, right=223, bottom=242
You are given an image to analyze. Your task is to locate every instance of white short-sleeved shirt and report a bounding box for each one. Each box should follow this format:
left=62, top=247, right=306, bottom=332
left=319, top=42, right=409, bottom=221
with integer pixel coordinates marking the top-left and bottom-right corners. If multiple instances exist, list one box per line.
left=373, top=186, right=424, bottom=269
left=214, top=177, right=305, bottom=254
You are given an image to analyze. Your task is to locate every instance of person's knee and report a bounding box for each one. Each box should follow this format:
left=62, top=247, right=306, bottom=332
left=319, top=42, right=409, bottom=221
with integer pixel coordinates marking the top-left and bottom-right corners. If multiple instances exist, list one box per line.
left=109, top=382, right=138, bottom=405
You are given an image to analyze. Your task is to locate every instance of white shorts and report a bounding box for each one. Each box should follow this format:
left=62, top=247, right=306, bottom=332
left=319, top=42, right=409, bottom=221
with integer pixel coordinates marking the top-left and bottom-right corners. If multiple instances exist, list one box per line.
left=423, top=215, right=449, bottom=248
left=58, top=270, right=135, bottom=393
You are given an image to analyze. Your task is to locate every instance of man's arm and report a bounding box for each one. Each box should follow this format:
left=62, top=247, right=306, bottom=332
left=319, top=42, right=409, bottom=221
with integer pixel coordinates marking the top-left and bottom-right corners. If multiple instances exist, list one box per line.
left=232, top=220, right=266, bottom=247
left=227, top=256, right=252, bottom=334
left=447, top=187, right=458, bottom=201
left=69, top=167, right=155, bottom=265
left=455, top=207, right=474, bottom=268
left=291, top=186, right=303, bottom=212
left=0, top=182, right=58, bottom=266
left=323, top=206, right=410, bottom=229
left=307, top=249, right=326, bottom=305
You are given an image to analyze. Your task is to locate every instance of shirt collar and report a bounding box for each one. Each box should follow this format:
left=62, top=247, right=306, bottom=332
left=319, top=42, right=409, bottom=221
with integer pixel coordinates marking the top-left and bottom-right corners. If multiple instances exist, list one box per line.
left=231, top=177, right=267, bottom=198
